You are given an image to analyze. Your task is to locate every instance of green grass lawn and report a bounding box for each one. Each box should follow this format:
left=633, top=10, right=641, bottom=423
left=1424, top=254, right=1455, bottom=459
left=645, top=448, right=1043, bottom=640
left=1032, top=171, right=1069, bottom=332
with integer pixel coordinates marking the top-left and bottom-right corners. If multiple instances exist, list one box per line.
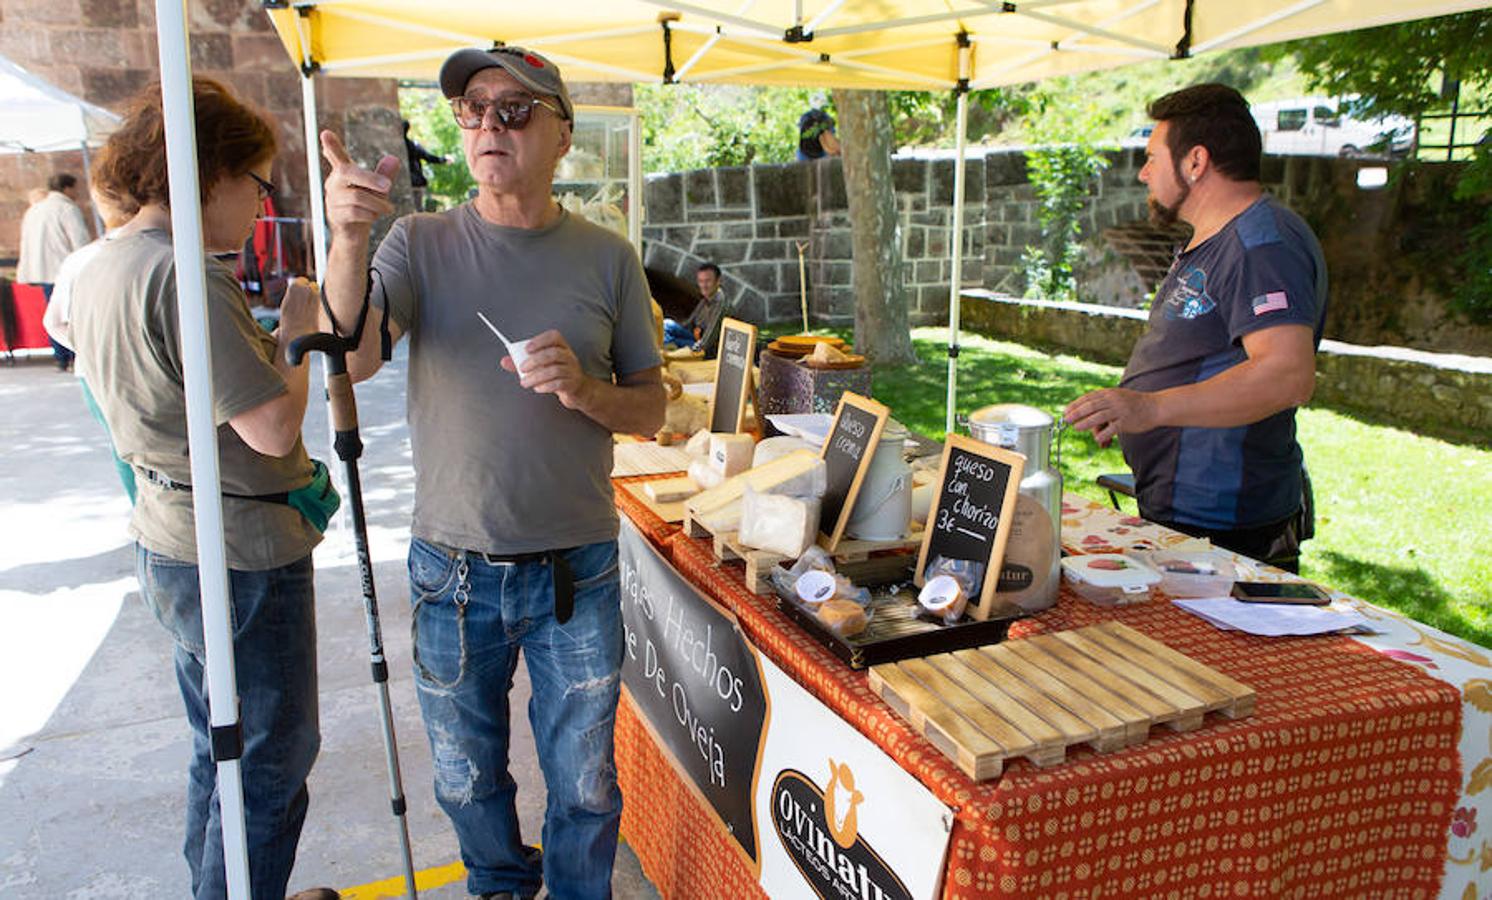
left=861, top=328, right=1491, bottom=648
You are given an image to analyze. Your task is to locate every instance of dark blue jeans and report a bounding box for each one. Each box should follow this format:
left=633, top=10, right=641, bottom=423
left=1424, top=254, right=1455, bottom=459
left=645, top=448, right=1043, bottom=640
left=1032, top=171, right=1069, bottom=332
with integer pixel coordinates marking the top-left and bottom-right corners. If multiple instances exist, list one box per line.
left=38, top=283, right=73, bottom=368
left=407, top=537, right=624, bottom=899
left=662, top=318, right=696, bottom=349
left=136, top=546, right=320, bottom=900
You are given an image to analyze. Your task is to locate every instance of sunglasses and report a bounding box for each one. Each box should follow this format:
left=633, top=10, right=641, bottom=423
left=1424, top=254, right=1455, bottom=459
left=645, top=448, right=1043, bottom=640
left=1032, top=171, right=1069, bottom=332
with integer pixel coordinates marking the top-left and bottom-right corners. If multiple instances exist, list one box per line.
left=248, top=171, right=276, bottom=200
left=450, top=95, right=563, bottom=131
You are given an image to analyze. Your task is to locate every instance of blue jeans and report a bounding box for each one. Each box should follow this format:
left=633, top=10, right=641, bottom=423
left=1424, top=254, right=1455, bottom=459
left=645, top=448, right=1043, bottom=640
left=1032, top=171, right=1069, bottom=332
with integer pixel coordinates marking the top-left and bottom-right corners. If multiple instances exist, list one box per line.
left=407, top=537, right=624, bottom=899
left=137, top=545, right=320, bottom=900
left=662, top=318, right=697, bottom=349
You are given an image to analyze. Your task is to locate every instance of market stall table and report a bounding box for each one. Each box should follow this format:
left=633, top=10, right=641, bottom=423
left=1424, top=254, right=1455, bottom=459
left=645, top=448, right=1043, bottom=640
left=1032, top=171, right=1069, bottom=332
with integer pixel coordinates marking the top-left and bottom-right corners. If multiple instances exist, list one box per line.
left=613, top=479, right=1488, bottom=899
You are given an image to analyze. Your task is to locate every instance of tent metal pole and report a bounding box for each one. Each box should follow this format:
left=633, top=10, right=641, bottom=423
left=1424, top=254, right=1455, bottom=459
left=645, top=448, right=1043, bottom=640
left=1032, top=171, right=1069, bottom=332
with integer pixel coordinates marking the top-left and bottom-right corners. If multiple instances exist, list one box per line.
left=945, top=36, right=971, bottom=436
left=154, top=0, right=251, bottom=895
left=301, top=70, right=328, bottom=282
left=78, top=140, right=106, bottom=236
left=297, top=21, right=351, bottom=538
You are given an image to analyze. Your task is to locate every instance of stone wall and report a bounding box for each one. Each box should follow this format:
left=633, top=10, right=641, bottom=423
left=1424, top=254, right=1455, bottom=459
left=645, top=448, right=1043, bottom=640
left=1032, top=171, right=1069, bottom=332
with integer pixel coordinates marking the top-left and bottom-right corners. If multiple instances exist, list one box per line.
left=962, top=291, right=1492, bottom=441
left=0, top=2, right=405, bottom=262
left=642, top=149, right=1492, bottom=357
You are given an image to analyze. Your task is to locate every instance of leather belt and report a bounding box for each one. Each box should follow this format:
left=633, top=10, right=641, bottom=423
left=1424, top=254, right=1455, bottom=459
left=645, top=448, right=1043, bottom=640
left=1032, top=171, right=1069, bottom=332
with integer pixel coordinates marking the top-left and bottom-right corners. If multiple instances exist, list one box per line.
left=436, top=541, right=577, bottom=624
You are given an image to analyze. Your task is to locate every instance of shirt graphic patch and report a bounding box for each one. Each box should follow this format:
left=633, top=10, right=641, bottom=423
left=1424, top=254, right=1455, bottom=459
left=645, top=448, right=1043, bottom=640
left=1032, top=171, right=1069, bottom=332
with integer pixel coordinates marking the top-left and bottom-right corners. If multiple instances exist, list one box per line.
left=1252, top=291, right=1289, bottom=316
left=1163, top=267, right=1217, bottom=320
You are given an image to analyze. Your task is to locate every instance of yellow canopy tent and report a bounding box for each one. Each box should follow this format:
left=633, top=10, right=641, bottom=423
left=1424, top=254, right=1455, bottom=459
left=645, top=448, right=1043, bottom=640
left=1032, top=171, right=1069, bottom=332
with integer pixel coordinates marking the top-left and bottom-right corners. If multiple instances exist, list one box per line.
left=265, top=0, right=1490, bottom=90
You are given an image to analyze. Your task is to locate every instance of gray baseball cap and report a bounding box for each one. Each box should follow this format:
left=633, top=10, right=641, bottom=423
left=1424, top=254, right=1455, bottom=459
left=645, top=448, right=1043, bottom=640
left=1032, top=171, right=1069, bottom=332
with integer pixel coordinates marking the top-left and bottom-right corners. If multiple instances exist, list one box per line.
left=439, top=46, right=573, bottom=121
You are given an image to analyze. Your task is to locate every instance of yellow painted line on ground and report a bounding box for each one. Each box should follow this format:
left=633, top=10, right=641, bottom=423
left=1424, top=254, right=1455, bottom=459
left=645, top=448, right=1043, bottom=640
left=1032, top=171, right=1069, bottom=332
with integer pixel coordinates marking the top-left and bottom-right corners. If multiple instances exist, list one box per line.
left=338, top=860, right=467, bottom=899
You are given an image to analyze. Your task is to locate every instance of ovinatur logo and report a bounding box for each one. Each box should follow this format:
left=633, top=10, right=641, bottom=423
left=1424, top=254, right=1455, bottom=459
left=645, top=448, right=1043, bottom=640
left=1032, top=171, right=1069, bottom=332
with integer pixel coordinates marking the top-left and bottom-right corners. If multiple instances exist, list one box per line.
left=771, top=760, right=912, bottom=900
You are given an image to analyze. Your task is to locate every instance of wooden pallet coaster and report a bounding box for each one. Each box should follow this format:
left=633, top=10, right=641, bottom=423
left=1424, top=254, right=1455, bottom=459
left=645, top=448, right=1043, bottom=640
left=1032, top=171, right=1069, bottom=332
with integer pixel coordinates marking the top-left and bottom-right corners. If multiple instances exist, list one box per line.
left=867, top=621, right=1255, bottom=780
left=687, top=510, right=924, bottom=593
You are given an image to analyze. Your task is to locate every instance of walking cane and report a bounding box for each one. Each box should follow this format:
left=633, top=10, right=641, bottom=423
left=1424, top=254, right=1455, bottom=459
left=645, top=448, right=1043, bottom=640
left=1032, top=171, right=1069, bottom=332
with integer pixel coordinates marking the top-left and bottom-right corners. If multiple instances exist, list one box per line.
left=289, top=330, right=418, bottom=899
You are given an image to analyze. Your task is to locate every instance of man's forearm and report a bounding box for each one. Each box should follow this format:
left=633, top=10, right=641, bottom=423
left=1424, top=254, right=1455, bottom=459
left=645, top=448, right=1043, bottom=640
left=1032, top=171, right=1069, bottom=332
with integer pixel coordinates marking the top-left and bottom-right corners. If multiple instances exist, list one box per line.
left=1151, top=354, right=1315, bottom=429
left=575, top=377, right=667, bottom=436
left=322, top=227, right=385, bottom=382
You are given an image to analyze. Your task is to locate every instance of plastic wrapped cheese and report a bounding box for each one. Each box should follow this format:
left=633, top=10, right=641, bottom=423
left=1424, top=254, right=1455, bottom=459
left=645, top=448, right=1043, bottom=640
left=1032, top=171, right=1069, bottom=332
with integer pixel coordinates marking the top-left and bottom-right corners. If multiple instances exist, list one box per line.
left=685, top=429, right=712, bottom=458
left=739, top=488, right=820, bottom=558
left=687, top=458, right=725, bottom=490
left=816, top=599, right=868, bottom=638
left=709, top=433, right=755, bottom=477
left=752, top=435, right=814, bottom=468
left=687, top=450, right=827, bottom=534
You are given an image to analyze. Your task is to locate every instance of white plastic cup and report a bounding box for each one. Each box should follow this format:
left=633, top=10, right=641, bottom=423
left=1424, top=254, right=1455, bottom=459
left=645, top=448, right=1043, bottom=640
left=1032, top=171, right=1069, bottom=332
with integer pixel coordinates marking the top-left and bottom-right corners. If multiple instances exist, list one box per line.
left=795, top=570, right=837, bottom=607
left=506, top=339, right=533, bottom=372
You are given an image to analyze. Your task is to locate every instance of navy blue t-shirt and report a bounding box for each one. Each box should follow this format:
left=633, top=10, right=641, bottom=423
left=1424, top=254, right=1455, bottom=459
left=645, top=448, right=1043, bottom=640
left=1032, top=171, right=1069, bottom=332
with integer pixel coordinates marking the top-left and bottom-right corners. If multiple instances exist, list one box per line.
left=1119, top=196, right=1328, bottom=531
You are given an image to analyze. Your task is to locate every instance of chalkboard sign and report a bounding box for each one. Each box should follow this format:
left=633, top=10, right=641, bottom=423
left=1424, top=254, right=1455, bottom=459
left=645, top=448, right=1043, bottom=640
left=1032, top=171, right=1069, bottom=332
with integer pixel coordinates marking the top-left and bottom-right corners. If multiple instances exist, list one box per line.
left=817, top=392, right=891, bottom=552
left=914, top=434, right=1025, bottom=621
left=617, top=519, right=769, bottom=866
left=708, top=318, right=757, bottom=434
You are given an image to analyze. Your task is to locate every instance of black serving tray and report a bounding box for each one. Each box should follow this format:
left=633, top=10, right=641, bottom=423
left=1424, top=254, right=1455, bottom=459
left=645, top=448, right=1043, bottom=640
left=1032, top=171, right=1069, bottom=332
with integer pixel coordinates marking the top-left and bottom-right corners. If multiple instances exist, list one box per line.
left=771, top=559, right=1027, bottom=669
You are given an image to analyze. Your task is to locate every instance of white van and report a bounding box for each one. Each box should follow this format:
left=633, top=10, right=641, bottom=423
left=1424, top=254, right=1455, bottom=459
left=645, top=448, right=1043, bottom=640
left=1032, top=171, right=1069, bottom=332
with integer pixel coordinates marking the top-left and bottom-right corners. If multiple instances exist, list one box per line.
left=1250, top=97, right=1414, bottom=158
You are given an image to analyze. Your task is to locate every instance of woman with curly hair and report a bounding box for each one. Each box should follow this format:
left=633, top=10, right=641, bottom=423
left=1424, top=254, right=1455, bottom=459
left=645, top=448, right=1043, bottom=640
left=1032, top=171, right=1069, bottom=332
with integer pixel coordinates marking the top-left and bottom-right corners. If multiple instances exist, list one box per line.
left=68, top=76, right=337, bottom=900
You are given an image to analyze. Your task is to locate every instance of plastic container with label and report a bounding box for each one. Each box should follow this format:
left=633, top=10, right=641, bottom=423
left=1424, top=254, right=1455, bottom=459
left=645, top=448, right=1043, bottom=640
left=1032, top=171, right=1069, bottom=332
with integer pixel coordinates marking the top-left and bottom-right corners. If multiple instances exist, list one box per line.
left=1060, top=554, right=1162, bottom=606
left=1130, top=548, right=1238, bottom=598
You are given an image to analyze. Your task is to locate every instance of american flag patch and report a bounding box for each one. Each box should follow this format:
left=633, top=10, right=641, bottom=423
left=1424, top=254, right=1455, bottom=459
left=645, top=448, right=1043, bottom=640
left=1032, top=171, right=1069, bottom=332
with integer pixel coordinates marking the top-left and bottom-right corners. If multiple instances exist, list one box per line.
left=1252, top=291, right=1289, bottom=316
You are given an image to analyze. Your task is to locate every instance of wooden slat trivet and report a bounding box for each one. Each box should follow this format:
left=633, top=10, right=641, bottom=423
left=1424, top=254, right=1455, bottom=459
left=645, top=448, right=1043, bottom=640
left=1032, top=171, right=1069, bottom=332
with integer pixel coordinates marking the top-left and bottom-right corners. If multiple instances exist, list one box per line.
left=868, top=622, right=1255, bottom=779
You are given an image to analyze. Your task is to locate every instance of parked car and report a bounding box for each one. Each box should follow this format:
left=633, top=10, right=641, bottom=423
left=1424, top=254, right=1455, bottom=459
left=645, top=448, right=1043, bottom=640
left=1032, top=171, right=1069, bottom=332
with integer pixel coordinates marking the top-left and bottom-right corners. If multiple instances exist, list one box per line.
left=1250, top=97, right=1414, bottom=158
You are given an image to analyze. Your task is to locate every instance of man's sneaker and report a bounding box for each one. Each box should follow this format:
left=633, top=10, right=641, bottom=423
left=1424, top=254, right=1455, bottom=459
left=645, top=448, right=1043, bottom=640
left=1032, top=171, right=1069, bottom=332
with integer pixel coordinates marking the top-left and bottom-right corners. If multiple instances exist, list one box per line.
left=287, top=890, right=341, bottom=900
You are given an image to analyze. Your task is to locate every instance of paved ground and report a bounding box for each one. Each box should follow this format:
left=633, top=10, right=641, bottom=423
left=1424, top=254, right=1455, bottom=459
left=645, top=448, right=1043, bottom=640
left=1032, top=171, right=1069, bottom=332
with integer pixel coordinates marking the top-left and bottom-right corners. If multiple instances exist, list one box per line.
left=0, top=348, right=660, bottom=899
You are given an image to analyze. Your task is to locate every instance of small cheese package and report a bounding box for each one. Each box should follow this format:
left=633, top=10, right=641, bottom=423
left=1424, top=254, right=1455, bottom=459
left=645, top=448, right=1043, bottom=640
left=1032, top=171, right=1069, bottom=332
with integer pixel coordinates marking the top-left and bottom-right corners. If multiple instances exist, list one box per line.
left=709, top=433, right=756, bottom=477
left=739, top=487, right=821, bottom=558
left=684, top=429, right=713, bottom=458
left=918, top=574, right=968, bottom=625
left=816, top=598, right=868, bottom=638
left=687, top=458, right=725, bottom=491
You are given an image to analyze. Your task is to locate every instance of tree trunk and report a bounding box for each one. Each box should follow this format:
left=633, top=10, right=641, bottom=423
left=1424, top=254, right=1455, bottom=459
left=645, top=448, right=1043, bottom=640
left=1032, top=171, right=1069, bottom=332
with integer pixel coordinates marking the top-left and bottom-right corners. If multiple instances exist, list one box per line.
left=830, top=89, right=917, bottom=366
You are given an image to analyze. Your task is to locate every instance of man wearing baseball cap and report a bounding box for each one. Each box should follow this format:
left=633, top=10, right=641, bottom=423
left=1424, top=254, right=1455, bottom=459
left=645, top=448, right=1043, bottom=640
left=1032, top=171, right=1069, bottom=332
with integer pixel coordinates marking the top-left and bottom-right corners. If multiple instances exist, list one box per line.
left=318, top=45, right=665, bottom=899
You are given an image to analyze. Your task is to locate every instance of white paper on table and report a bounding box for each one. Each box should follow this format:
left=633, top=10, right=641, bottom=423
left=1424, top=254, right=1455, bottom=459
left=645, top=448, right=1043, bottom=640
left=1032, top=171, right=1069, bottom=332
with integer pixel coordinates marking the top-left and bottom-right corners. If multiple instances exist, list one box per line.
left=1173, top=597, right=1380, bottom=637
left=765, top=413, right=832, bottom=447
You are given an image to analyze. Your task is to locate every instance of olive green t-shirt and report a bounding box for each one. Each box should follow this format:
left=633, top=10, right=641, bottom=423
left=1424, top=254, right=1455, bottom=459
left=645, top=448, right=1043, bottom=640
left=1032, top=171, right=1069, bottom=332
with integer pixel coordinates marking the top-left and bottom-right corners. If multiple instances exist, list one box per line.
left=372, top=205, right=661, bottom=555
left=70, top=228, right=321, bottom=569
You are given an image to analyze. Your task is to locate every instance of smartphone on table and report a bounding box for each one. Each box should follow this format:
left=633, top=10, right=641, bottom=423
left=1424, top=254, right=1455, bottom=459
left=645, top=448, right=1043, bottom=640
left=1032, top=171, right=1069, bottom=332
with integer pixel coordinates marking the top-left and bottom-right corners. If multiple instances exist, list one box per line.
left=1230, top=581, right=1332, bottom=605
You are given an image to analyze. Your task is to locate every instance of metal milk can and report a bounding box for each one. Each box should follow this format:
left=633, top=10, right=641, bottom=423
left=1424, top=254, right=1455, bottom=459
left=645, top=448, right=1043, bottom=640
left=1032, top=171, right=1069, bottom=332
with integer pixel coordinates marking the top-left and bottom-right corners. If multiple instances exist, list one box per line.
left=846, top=420, right=913, bottom=541
left=967, top=404, right=1062, bottom=612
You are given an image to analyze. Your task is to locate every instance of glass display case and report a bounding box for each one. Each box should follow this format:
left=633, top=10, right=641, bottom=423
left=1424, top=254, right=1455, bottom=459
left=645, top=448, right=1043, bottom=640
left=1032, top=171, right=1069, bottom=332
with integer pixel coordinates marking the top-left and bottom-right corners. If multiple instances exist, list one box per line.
left=554, top=105, right=642, bottom=250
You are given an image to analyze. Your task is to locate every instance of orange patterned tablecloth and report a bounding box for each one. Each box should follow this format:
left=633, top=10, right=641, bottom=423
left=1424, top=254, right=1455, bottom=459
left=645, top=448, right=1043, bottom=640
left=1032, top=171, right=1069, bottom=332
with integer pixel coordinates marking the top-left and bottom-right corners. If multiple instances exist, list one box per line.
left=613, top=483, right=1465, bottom=899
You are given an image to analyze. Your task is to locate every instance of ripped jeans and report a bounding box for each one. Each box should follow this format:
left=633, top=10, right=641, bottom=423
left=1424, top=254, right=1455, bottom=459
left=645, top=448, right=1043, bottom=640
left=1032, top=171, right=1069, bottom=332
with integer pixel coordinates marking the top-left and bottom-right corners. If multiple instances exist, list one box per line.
left=407, top=537, right=624, bottom=900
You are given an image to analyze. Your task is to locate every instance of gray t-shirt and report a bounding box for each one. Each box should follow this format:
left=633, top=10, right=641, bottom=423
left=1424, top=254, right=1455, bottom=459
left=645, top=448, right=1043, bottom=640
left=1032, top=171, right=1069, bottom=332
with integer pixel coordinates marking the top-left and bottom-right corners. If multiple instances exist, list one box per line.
left=372, top=205, right=661, bottom=555
left=69, top=228, right=322, bottom=569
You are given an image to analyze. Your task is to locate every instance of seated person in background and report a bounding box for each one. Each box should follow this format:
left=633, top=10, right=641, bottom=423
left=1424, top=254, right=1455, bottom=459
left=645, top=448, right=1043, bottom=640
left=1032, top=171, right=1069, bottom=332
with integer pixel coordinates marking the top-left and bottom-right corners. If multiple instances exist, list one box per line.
left=662, top=262, right=727, bottom=352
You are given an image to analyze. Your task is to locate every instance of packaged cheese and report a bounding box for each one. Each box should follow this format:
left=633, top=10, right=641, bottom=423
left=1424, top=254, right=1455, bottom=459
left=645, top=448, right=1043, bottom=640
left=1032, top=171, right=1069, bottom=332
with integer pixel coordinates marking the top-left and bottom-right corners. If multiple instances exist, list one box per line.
left=738, top=489, right=820, bottom=558
left=685, top=429, right=713, bottom=457
left=687, top=458, right=724, bottom=491
left=709, top=433, right=755, bottom=477
left=687, top=449, right=827, bottom=534
left=816, top=599, right=868, bottom=638
left=752, top=435, right=814, bottom=468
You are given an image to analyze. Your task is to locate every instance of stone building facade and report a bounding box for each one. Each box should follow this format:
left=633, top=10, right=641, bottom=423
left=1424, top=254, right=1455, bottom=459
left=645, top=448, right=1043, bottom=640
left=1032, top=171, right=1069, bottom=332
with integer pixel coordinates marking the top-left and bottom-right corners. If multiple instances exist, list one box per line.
left=0, top=0, right=407, bottom=263
left=640, top=149, right=1153, bottom=330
